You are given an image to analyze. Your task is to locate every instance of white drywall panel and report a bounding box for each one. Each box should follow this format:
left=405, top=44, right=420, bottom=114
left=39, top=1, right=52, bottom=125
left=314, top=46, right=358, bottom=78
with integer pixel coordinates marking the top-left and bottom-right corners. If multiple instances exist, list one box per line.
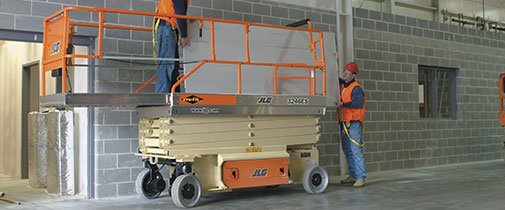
left=0, top=41, right=42, bottom=178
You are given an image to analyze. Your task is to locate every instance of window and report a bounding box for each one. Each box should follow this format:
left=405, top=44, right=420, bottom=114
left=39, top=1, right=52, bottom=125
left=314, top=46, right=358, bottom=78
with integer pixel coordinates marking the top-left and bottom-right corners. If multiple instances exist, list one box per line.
left=418, top=65, right=457, bottom=119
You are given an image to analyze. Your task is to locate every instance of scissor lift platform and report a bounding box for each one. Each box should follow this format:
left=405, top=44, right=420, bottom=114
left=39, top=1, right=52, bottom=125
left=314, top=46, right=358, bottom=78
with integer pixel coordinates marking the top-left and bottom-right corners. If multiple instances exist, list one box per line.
left=41, top=93, right=325, bottom=115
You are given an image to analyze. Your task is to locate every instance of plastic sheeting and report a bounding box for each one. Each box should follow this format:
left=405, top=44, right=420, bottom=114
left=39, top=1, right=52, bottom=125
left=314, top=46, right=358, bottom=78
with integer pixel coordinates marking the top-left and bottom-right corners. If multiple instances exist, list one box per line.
left=28, top=112, right=48, bottom=188
left=46, top=110, right=75, bottom=196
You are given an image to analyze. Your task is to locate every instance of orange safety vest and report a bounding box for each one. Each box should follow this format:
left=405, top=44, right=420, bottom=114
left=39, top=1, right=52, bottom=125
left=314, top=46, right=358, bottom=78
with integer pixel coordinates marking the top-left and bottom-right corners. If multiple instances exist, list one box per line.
left=156, top=0, right=189, bottom=27
left=339, top=81, right=366, bottom=123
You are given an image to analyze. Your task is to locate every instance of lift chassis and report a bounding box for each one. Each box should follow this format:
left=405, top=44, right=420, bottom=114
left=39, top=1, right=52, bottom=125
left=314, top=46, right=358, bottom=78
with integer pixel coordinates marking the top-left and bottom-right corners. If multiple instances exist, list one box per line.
left=134, top=93, right=328, bottom=208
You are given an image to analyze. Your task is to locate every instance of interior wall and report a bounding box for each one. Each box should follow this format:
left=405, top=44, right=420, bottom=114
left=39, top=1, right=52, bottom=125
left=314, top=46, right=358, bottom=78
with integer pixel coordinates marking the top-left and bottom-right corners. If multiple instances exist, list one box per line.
left=72, top=46, right=89, bottom=196
left=0, top=41, right=43, bottom=178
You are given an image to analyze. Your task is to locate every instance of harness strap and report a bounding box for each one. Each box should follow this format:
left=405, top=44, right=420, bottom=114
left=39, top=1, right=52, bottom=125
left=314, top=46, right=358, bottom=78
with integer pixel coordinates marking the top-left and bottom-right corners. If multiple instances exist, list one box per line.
left=342, top=122, right=365, bottom=147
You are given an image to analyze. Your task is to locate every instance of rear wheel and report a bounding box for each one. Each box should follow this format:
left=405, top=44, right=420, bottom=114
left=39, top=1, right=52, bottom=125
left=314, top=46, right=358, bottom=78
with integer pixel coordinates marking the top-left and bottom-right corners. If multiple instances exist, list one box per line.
left=302, top=166, right=329, bottom=194
left=135, top=169, right=166, bottom=199
left=171, top=174, right=202, bottom=208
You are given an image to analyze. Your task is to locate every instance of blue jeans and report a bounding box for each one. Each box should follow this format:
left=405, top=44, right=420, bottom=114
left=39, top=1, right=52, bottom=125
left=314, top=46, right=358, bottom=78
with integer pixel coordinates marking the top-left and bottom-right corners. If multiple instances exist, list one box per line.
left=155, top=24, right=180, bottom=93
left=340, top=121, right=366, bottom=180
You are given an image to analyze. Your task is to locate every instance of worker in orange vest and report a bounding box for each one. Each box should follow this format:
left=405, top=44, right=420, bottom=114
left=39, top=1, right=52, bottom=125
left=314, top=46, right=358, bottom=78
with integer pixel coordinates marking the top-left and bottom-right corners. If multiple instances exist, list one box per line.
left=336, top=61, right=366, bottom=188
left=155, top=0, right=190, bottom=93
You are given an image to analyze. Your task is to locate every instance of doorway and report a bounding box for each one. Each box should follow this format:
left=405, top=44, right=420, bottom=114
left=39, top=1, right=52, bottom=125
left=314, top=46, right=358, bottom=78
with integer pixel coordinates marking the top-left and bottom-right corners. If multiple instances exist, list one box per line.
left=0, top=32, right=94, bottom=197
left=21, top=61, right=40, bottom=179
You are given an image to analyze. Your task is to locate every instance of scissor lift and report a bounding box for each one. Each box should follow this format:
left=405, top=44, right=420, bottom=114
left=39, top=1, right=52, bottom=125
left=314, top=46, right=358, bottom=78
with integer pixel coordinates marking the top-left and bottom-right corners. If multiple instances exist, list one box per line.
left=41, top=7, right=331, bottom=208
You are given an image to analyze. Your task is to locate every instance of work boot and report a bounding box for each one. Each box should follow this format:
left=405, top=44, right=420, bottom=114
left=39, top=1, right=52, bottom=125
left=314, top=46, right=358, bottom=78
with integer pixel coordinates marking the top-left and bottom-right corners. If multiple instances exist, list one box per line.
left=353, top=179, right=365, bottom=188
left=340, top=176, right=357, bottom=185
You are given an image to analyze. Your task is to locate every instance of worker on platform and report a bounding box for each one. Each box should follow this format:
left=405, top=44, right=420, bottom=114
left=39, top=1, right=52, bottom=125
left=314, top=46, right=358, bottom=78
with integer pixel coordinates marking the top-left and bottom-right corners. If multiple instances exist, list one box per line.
left=155, top=0, right=189, bottom=93
left=336, top=61, right=367, bottom=188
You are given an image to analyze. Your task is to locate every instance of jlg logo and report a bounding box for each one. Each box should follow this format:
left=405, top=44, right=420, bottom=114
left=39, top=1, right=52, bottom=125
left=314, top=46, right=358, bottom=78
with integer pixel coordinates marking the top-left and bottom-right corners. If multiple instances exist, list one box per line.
left=257, top=96, right=273, bottom=104
left=50, top=41, right=61, bottom=56
left=252, top=168, right=268, bottom=177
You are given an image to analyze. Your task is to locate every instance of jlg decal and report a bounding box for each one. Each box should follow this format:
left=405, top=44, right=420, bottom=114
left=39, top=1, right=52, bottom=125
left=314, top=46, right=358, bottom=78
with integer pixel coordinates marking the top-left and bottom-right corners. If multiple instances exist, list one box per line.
left=252, top=168, right=268, bottom=177
left=257, top=96, right=273, bottom=104
left=50, top=41, right=61, bottom=56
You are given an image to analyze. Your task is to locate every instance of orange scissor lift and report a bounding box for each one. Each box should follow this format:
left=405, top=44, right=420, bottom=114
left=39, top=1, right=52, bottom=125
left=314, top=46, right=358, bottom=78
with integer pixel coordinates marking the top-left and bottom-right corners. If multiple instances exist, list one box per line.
left=41, top=7, right=330, bottom=208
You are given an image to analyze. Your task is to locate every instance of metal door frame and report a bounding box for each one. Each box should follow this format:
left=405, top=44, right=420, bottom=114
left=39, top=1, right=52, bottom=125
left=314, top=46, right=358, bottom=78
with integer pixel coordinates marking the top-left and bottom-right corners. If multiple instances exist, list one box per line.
left=21, top=61, right=40, bottom=179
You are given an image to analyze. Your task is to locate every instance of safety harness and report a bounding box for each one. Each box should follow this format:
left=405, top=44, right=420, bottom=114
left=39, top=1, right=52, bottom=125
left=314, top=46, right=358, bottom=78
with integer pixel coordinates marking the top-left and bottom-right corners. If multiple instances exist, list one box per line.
left=341, top=122, right=365, bottom=147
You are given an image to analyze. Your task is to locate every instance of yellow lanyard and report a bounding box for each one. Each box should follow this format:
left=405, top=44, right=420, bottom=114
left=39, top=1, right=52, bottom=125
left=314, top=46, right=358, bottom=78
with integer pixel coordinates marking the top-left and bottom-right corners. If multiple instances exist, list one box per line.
left=342, top=122, right=365, bottom=147
left=152, top=18, right=161, bottom=62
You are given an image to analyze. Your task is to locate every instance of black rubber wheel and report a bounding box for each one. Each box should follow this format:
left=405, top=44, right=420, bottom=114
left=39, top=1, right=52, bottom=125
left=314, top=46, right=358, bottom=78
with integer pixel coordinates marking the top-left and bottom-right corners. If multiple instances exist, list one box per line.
left=135, top=169, right=166, bottom=199
left=302, top=166, right=329, bottom=194
left=171, top=174, right=202, bottom=208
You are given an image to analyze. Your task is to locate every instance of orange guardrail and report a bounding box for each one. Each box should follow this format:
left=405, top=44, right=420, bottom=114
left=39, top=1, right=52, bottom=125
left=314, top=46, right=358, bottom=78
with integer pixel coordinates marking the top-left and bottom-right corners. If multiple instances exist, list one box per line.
left=500, top=73, right=505, bottom=126
left=42, top=7, right=327, bottom=96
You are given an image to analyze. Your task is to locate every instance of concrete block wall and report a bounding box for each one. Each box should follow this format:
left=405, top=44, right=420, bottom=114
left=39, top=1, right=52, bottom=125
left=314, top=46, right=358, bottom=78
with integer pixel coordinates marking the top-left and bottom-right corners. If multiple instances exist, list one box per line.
left=353, top=8, right=505, bottom=173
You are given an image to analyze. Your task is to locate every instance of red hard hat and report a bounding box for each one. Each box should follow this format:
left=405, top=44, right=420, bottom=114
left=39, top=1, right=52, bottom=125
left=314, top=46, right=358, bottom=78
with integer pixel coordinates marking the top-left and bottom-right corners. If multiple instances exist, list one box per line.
left=345, top=62, right=359, bottom=74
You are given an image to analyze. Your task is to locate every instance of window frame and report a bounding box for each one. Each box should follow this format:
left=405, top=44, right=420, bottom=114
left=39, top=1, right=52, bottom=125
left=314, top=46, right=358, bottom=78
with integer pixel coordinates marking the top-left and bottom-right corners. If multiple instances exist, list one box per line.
left=418, top=65, right=458, bottom=119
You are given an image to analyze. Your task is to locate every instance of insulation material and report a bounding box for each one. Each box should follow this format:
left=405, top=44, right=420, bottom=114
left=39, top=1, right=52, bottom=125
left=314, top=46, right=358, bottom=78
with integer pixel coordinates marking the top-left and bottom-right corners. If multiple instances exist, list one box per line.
left=46, top=110, right=75, bottom=196
left=28, top=112, right=48, bottom=188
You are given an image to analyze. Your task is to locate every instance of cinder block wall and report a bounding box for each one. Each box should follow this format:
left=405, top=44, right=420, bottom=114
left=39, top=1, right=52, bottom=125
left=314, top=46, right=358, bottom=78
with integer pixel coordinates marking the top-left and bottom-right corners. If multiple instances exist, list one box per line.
left=353, top=8, right=505, bottom=172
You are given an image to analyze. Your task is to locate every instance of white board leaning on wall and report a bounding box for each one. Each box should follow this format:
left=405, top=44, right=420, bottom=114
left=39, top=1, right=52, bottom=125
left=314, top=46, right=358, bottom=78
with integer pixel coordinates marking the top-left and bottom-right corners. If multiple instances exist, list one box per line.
left=183, top=21, right=339, bottom=107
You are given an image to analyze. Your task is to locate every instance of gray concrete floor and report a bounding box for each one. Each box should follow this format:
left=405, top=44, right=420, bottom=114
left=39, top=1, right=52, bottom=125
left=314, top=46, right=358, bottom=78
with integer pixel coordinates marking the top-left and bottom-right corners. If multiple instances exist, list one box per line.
left=1, top=160, right=504, bottom=210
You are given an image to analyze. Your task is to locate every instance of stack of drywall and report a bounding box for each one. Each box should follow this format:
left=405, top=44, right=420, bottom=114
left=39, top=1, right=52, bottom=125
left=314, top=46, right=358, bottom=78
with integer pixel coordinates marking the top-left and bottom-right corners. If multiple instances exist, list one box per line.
left=28, top=112, right=47, bottom=188
left=46, top=110, right=75, bottom=196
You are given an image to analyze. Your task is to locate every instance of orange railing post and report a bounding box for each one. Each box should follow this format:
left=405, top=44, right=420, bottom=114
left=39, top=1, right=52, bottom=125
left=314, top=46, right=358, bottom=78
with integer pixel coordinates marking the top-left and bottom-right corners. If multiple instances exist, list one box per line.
left=237, top=64, right=242, bottom=94
left=244, top=24, right=250, bottom=63
left=98, top=12, right=104, bottom=57
left=306, top=68, right=312, bottom=96
left=210, top=21, right=216, bottom=60
left=273, top=66, right=279, bottom=95
left=318, top=31, right=327, bottom=96
left=312, top=68, right=317, bottom=96
left=499, top=73, right=505, bottom=126
left=61, top=10, right=70, bottom=93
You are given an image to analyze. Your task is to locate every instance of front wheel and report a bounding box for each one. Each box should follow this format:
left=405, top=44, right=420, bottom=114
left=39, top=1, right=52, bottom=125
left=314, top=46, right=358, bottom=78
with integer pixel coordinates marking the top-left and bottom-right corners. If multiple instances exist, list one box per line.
left=171, top=174, right=202, bottom=208
left=135, top=169, right=166, bottom=199
left=302, top=166, right=329, bottom=194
